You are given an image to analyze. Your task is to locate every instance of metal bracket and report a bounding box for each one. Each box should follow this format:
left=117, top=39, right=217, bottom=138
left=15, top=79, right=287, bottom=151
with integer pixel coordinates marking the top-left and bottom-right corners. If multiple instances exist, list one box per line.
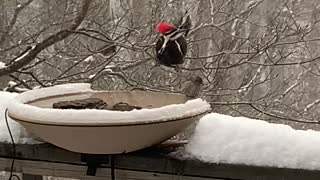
left=81, top=154, right=110, bottom=176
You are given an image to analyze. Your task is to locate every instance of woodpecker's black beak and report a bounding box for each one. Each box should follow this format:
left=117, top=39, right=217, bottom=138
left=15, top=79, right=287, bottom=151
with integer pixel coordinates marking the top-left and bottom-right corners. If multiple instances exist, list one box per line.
left=176, top=29, right=187, bottom=33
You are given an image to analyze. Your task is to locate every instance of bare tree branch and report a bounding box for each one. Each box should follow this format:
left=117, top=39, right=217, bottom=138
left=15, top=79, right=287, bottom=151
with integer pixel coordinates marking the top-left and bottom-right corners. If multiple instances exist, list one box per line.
left=0, top=0, right=33, bottom=46
left=0, top=0, right=92, bottom=76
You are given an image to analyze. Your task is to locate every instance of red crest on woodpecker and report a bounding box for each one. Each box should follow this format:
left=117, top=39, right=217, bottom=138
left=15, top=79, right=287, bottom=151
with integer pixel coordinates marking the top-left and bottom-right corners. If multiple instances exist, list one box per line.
left=156, top=23, right=175, bottom=34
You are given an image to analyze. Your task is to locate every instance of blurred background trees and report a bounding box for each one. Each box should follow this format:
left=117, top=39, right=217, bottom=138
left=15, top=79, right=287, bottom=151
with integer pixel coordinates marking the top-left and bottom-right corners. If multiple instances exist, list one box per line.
left=1, top=0, right=320, bottom=128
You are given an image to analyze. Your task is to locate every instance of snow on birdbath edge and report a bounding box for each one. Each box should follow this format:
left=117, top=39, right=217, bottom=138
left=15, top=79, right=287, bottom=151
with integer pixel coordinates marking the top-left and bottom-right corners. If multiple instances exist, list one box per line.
left=7, top=83, right=211, bottom=125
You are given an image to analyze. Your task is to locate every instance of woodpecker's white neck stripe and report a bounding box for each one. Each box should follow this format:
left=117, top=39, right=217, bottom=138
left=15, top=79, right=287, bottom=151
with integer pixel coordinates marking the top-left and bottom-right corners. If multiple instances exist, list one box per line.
left=160, top=35, right=171, bottom=52
left=159, top=30, right=184, bottom=52
left=174, top=40, right=183, bottom=56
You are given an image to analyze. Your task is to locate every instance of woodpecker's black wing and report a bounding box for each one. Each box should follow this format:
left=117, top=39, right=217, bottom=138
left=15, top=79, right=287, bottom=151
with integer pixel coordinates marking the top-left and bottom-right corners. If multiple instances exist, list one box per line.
left=161, top=38, right=185, bottom=65
left=175, top=36, right=187, bottom=57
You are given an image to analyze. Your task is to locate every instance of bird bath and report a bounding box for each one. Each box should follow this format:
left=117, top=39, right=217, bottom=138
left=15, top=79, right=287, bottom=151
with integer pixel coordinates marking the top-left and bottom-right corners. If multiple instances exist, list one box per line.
left=7, top=83, right=210, bottom=154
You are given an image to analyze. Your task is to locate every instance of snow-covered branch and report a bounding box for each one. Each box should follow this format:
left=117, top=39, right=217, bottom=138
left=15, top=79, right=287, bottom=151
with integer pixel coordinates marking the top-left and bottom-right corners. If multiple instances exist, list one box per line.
left=304, top=99, right=320, bottom=112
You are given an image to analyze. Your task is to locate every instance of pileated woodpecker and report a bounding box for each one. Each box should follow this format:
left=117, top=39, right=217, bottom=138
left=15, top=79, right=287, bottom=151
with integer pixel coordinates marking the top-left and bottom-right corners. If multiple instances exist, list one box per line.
left=155, top=15, right=191, bottom=69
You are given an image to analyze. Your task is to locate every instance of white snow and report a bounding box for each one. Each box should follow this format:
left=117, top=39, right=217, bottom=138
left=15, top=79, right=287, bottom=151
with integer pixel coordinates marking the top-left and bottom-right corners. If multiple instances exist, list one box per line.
left=14, top=46, right=35, bottom=62
left=104, top=65, right=115, bottom=73
left=13, top=83, right=93, bottom=103
left=103, top=68, right=113, bottom=73
left=8, top=81, right=17, bottom=86
left=185, top=113, right=320, bottom=170
left=0, top=62, right=6, bottom=68
left=84, top=55, right=94, bottom=63
left=3, top=81, right=28, bottom=93
left=8, top=83, right=211, bottom=125
left=105, top=65, right=115, bottom=69
left=88, top=74, right=96, bottom=79
left=0, top=91, right=40, bottom=144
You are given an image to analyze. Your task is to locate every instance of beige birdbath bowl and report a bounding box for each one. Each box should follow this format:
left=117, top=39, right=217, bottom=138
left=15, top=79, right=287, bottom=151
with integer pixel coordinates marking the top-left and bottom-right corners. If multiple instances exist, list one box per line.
left=8, top=83, right=210, bottom=154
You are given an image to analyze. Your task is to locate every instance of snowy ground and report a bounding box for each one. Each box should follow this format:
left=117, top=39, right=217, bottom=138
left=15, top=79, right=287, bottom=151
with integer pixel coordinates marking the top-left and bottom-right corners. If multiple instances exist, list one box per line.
left=2, top=87, right=320, bottom=171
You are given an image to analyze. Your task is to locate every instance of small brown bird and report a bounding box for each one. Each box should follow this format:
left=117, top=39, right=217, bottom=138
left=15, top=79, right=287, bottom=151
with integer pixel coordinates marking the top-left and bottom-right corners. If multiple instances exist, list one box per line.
left=183, top=76, right=203, bottom=99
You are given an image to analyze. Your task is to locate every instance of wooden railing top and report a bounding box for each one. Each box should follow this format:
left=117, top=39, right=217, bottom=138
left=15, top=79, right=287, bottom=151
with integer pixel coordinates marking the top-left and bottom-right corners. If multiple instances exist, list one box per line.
left=0, top=142, right=320, bottom=180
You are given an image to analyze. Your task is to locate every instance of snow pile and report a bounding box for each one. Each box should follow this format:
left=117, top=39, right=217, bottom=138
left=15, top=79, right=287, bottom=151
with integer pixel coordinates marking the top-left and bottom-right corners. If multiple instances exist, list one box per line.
left=0, top=62, right=5, bottom=68
left=185, top=113, right=320, bottom=170
left=0, top=91, right=39, bottom=144
left=8, top=83, right=210, bottom=125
